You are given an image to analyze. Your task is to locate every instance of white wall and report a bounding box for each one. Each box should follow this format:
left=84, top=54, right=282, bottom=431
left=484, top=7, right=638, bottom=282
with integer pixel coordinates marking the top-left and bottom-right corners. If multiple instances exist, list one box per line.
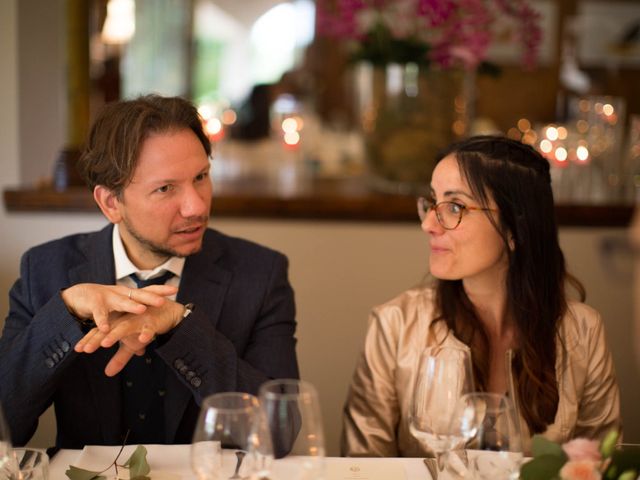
left=2, top=0, right=638, bottom=456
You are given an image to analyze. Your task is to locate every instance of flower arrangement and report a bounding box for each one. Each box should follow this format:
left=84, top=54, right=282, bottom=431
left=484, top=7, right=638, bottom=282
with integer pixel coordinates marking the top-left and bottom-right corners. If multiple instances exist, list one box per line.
left=521, top=431, right=640, bottom=480
left=316, top=0, right=542, bottom=69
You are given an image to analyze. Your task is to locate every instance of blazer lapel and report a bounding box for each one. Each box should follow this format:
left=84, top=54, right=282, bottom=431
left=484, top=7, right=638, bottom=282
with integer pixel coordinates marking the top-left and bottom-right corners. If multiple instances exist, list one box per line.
left=165, top=230, right=233, bottom=442
left=68, top=225, right=123, bottom=444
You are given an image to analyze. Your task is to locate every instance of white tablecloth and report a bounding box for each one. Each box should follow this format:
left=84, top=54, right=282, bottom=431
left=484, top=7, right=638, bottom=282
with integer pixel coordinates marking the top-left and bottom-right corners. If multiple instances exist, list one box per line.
left=49, top=444, right=431, bottom=479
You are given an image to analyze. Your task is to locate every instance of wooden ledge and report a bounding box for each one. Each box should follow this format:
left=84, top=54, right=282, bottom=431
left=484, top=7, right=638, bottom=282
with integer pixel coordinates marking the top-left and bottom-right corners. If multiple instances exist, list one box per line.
left=3, top=183, right=634, bottom=227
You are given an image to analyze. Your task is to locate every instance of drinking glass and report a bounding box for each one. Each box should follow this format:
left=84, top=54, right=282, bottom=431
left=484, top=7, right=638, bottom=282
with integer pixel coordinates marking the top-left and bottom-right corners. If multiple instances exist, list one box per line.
left=259, top=379, right=325, bottom=480
left=191, top=392, right=273, bottom=480
left=0, top=404, right=16, bottom=480
left=409, top=346, right=474, bottom=473
left=463, top=393, right=523, bottom=480
left=9, top=449, right=49, bottom=480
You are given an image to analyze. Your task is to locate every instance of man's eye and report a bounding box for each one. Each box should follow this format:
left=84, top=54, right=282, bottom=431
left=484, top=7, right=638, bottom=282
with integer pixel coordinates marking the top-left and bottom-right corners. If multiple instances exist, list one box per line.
left=195, top=172, right=208, bottom=182
left=156, top=185, right=173, bottom=193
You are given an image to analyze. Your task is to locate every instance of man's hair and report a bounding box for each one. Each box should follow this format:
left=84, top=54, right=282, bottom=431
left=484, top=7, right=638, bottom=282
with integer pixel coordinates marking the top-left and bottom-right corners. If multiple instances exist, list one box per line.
left=78, top=95, right=211, bottom=195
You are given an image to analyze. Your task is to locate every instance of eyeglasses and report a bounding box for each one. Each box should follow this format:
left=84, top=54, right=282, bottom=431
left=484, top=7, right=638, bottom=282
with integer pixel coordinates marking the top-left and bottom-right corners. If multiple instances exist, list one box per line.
left=417, top=197, right=497, bottom=230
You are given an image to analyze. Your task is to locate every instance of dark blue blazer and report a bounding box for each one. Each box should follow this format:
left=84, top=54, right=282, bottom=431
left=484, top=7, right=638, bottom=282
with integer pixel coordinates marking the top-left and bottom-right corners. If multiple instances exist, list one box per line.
left=0, top=225, right=299, bottom=448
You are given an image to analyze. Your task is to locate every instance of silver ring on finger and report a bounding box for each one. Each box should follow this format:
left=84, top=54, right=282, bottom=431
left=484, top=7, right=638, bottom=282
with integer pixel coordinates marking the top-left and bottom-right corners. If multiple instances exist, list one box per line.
left=128, top=289, right=133, bottom=300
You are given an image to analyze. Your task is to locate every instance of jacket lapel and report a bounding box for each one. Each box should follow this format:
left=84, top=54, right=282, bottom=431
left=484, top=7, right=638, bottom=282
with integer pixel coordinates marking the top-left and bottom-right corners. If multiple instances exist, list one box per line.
left=68, top=224, right=124, bottom=444
left=165, top=230, right=233, bottom=442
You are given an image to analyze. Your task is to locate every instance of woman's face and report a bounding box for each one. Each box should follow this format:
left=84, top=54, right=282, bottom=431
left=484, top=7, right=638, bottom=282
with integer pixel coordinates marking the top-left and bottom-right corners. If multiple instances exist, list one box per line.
left=422, top=154, right=509, bottom=287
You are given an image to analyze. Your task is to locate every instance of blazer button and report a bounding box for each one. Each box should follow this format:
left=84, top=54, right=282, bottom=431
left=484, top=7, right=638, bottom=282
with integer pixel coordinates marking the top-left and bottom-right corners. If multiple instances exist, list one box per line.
left=174, top=359, right=185, bottom=370
left=61, top=341, right=70, bottom=352
left=185, top=371, right=195, bottom=381
left=190, top=377, right=202, bottom=388
left=45, top=358, right=55, bottom=368
left=179, top=365, right=189, bottom=375
left=51, top=352, right=60, bottom=362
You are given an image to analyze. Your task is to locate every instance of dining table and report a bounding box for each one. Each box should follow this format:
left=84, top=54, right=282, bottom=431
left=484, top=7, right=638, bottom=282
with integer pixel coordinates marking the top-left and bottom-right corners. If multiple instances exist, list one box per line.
left=49, top=444, right=435, bottom=479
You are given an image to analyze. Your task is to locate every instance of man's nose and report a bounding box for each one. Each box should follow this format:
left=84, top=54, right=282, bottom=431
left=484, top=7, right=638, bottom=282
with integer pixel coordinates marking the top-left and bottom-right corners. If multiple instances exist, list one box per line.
left=180, top=186, right=209, bottom=217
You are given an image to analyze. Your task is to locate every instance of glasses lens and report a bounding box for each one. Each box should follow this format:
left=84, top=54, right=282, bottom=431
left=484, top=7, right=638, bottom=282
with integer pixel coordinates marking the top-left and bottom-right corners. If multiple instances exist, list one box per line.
left=417, top=198, right=428, bottom=221
left=437, top=202, right=462, bottom=229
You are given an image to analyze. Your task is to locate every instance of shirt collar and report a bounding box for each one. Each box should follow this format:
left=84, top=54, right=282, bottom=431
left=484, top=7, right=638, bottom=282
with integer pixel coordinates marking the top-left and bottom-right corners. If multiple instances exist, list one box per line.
left=112, top=224, right=185, bottom=281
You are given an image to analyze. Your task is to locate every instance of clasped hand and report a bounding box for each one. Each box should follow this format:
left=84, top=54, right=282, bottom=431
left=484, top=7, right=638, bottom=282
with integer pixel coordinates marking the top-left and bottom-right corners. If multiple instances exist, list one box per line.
left=62, top=283, right=182, bottom=376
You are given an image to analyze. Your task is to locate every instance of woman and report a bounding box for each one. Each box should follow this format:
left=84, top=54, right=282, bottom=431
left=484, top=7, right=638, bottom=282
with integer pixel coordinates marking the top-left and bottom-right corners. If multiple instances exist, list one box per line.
left=342, top=136, right=621, bottom=456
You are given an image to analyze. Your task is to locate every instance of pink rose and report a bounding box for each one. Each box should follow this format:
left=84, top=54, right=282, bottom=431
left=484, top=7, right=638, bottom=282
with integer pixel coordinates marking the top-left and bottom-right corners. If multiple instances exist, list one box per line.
left=559, top=460, right=601, bottom=480
left=562, top=438, right=602, bottom=463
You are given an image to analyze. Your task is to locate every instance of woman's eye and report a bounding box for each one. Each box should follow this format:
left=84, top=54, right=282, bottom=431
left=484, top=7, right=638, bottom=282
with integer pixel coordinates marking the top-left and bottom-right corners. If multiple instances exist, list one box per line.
left=447, top=202, right=464, bottom=214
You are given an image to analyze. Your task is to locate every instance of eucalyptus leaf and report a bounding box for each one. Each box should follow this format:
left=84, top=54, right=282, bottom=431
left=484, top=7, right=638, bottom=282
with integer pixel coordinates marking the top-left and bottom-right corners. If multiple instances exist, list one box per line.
left=520, top=454, right=565, bottom=480
left=618, top=469, right=639, bottom=480
left=600, top=429, right=619, bottom=458
left=531, top=434, right=566, bottom=458
left=65, top=465, right=106, bottom=480
left=123, top=445, right=151, bottom=478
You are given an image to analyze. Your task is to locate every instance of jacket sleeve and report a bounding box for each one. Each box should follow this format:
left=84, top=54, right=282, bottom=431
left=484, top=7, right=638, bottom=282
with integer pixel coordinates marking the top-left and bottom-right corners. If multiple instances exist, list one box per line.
left=156, top=251, right=299, bottom=403
left=573, top=310, right=621, bottom=440
left=341, top=307, right=401, bottom=457
left=0, top=250, right=84, bottom=446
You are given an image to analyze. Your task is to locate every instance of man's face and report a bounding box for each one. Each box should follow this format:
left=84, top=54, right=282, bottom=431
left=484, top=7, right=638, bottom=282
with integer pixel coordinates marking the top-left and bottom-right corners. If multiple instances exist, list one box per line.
left=114, top=128, right=212, bottom=269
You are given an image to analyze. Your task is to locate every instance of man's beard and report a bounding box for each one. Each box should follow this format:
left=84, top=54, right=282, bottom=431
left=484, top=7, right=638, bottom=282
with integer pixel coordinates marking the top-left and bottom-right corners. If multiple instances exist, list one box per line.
left=122, top=216, right=207, bottom=259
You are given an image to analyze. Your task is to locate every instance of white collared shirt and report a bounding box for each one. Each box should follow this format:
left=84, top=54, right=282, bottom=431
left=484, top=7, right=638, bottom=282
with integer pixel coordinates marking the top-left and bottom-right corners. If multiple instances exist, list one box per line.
left=112, top=224, right=184, bottom=300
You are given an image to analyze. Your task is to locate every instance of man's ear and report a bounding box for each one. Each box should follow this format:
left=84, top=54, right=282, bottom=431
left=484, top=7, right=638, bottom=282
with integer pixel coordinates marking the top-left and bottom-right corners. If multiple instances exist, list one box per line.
left=93, top=185, right=123, bottom=223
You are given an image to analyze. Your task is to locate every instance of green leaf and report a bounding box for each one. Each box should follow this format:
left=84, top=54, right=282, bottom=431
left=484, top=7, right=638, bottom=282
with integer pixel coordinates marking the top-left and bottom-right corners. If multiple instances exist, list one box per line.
left=520, top=454, right=566, bottom=480
left=605, top=444, right=640, bottom=479
left=600, top=429, right=619, bottom=458
left=123, top=445, right=151, bottom=479
left=65, top=465, right=107, bottom=480
left=618, top=470, right=638, bottom=480
left=531, top=435, right=566, bottom=458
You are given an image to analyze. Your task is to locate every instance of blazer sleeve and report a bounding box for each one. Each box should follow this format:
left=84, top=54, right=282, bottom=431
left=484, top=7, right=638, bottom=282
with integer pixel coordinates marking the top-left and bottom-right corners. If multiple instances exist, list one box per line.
left=0, top=250, right=84, bottom=446
left=341, top=307, right=401, bottom=457
left=572, top=309, right=621, bottom=440
left=156, top=251, right=299, bottom=403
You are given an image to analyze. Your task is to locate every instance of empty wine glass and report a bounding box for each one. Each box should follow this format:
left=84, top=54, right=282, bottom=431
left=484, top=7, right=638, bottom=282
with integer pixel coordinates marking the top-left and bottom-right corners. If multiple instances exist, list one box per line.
left=463, top=392, right=523, bottom=480
left=0, top=403, right=17, bottom=480
left=409, top=346, right=474, bottom=473
left=191, top=392, right=273, bottom=480
left=9, top=449, right=49, bottom=480
left=259, top=379, right=325, bottom=480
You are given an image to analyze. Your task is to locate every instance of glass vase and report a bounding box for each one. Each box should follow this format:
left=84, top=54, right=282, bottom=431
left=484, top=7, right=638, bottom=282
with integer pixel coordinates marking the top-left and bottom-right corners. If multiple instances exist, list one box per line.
left=354, top=62, right=472, bottom=194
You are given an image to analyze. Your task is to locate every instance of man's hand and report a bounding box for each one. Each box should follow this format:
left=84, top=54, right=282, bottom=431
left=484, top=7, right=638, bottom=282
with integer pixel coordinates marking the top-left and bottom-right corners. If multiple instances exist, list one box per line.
left=74, top=296, right=185, bottom=376
left=62, top=283, right=177, bottom=332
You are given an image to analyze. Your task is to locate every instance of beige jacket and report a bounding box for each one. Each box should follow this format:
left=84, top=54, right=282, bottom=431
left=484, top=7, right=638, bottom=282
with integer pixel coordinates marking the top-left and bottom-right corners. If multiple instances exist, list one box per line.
left=342, top=287, right=621, bottom=457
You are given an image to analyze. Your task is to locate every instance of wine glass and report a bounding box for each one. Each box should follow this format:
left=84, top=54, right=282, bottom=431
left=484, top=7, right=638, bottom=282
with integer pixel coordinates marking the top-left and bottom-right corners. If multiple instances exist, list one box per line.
left=409, top=346, right=474, bottom=473
left=191, top=392, right=273, bottom=480
left=258, top=379, right=325, bottom=480
left=9, top=449, right=49, bottom=480
left=0, top=403, right=17, bottom=480
left=462, top=392, right=523, bottom=480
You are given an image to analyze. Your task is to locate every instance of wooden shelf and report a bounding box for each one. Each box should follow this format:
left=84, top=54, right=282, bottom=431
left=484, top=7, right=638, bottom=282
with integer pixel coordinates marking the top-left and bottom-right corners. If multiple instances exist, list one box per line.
left=3, top=179, right=634, bottom=227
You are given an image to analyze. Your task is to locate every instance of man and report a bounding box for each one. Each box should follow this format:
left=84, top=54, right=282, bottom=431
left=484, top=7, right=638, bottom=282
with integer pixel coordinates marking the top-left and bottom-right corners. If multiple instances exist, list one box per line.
left=0, top=95, right=299, bottom=448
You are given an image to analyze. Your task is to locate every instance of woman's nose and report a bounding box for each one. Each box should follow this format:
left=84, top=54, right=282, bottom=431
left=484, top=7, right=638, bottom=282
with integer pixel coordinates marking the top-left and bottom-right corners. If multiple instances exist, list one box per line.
left=421, top=206, right=443, bottom=235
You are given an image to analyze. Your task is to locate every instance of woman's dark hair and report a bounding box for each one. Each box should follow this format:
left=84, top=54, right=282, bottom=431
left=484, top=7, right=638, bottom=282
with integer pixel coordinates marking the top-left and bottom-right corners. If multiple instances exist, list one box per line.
left=432, top=135, right=585, bottom=434
left=79, top=94, right=211, bottom=196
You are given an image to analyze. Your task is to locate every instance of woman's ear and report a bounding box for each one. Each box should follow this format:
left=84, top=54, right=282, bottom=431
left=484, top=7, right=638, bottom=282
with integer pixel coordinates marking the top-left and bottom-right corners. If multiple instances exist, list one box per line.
left=508, top=233, right=515, bottom=251
left=93, top=185, right=123, bottom=224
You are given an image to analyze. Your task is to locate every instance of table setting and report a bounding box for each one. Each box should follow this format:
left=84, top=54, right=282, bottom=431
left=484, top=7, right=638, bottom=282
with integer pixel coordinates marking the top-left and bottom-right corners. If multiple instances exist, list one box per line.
left=4, top=373, right=638, bottom=479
